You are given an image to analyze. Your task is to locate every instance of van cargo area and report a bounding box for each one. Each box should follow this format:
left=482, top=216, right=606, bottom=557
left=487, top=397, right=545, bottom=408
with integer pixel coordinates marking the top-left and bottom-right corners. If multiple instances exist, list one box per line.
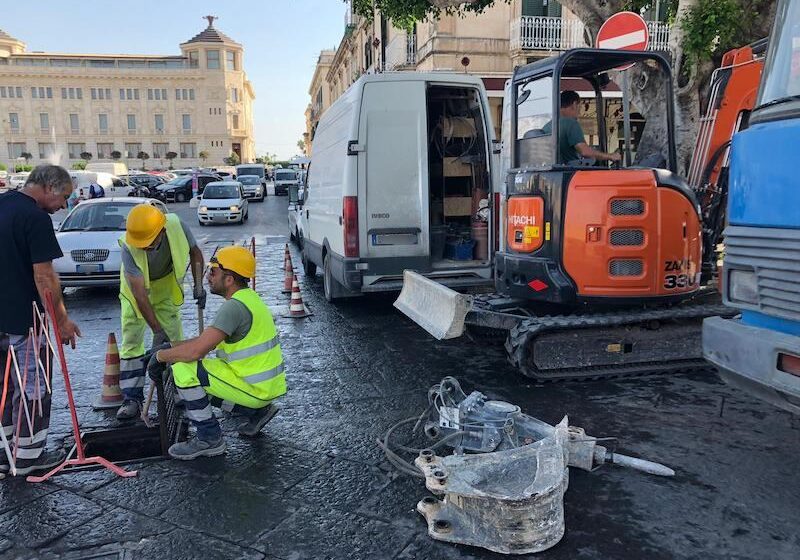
left=426, top=85, right=491, bottom=272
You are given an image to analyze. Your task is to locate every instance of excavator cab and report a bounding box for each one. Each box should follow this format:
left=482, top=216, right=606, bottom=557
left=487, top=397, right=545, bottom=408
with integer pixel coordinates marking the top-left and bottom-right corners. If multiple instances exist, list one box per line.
left=497, top=48, right=702, bottom=305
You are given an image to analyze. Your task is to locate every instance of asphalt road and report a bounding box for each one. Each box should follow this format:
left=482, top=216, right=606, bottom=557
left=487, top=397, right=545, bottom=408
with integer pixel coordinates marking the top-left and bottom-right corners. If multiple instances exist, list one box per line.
left=7, top=193, right=798, bottom=559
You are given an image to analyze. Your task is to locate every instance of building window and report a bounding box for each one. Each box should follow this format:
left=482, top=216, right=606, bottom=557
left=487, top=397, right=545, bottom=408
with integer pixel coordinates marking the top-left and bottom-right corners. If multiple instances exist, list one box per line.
left=232, top=114, right=239, bottom=129
left=7, top=142, right=26, bottom=159
left=127, top=114, right=136, bottom=132
left=98, top=113, right=108, bottom=133
left=69, top=113, right=80, bottom=133
left=152, top=142, right=169, bottom=158
left=8, top=113, right=19, bottom=131
left=67, top=143, right=85, bottom=159
left=180, top=142, right=196, bottom=158
left=97, top=143, right=114, bottom=159
left=92, top=87, right=111, bottom=100
left=181, top=114, right=192, bottom=132
left=175, top=88, right=195, bottom=101
left=120, top=88, right=138, bottom=101
left=226, top=50, right=237, bottom=71
left=230, top=87, right=239, bottom=102
left=206, top=50, right=220, bottom=69
left=62, top=87, right=81, bottom=100
left=38, top=142, right=55, bottom=160
left=39, top=113, right=49, bottom=131
left=91, top=88, right=97, bottom=100
left=124, top=143, right=141, bottom=158
left=188, top=51, right=199, bottom=68
left=147, top=89, right=153, bottom=101
left=154, top=114, right=164, bottom=133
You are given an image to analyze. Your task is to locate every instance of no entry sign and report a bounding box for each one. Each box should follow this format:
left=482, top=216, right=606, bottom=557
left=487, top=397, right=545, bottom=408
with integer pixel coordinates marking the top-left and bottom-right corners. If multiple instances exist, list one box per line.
left=596, top=11, right=649, bottom=52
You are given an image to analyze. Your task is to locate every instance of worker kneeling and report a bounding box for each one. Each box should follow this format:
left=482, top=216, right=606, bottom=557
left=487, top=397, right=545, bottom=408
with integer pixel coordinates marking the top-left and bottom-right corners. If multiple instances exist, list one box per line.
left=146, top=246, right=286, bottom=460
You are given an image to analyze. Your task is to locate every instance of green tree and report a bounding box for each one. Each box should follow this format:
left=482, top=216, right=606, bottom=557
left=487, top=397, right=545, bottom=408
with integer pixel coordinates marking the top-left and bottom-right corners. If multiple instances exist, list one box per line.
left=165, top=151, right=178, bottom=170
left=224, top=152, right=241, bottom=166
left=111, top=150, right=122, bottom=161
left=137, top=151, right=150, bottom=170
left=20, top=152, right=32, bottom=164
left=71, top=161, right=87, bottom=170
left=357, top=0, right=777, bottom=173
left=0, top=163, right=6, bottom=171
left=80, top=151, right=93, bottom=162
left=297, top=138, right=306, bottom=153
left=199, top=150, right=210, bottom=165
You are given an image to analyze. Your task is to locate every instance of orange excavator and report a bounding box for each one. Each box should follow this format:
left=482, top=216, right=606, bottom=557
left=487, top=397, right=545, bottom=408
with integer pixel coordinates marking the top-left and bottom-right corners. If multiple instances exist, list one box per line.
left=396, top=44, right=765, bottom=381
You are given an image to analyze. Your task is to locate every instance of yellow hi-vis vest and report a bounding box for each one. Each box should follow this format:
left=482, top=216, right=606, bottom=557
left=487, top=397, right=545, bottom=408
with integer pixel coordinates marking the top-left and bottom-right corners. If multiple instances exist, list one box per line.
left=119, top=213, right=190, bottom=317
left=213, top=288, right=286, bottom=399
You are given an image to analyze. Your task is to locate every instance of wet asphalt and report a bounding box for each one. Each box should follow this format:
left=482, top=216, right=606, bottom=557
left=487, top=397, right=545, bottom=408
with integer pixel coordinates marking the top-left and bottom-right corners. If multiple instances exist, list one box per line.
left=2, top=194, right=799, bottom=559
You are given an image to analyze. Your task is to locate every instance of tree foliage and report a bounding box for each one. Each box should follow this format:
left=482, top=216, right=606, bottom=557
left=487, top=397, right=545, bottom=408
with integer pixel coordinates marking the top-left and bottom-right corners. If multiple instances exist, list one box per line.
left=225, top=152, right=241, bottom=166
left=71, top=162, right=86, bottom=170
left=199, top=150, right=210, bottom=163
left=110, top=150, right=122, bottom=160
left=80, top=151, right=93, bottom=161
left=351, top=0, right=501, bottom=29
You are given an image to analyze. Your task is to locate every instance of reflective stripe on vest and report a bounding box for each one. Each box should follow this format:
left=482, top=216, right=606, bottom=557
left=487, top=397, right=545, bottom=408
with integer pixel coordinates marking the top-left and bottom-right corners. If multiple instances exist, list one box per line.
left=242, top=361, right=285, bottom=384
left=215, top=336, right=279, bottom=361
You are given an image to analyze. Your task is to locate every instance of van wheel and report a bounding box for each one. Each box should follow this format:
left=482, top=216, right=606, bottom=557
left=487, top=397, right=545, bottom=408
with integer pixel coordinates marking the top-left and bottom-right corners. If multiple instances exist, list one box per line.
left=302, top=249, right=317, bottom=278
left=323, top=254, right=338, bottom=303
left=176, top=192, right=186, bottom=203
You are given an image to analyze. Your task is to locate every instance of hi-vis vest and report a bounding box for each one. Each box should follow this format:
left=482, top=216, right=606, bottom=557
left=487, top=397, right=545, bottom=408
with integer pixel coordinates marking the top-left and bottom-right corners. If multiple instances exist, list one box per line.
left=213, top=288, right=286, bottom=398
left=119, top=213, right=190, bottom=317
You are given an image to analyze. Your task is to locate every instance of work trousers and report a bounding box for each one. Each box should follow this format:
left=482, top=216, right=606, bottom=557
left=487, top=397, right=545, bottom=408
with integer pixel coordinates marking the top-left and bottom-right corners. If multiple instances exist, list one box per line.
left=119, top=278, right=183, bottom=401
left=0, top=331, right=52, bottom=470
left=172, top=360, right=274, bottom=441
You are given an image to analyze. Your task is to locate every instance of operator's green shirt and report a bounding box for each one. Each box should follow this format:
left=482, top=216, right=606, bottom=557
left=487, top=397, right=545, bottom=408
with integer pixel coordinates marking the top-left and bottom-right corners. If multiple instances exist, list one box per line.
left=543, top=117, right=586, bottom=164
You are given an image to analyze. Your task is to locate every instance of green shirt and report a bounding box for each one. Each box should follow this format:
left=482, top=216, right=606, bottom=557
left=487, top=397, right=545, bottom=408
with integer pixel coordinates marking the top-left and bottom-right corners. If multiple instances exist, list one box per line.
left=211, top=297, right=253, bottom=344
left=557, top=117, right=585, bottom=164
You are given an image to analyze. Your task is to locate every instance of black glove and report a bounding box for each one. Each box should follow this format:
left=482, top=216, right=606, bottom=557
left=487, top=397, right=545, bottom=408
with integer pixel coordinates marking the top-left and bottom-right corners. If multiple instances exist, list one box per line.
left=193, top=285, right=207, bottom=309
left=143, top=341, right=171, bottom=366
left=146, top=350, right=168, bottom=382
left=151, top=329, right=170, bottom=350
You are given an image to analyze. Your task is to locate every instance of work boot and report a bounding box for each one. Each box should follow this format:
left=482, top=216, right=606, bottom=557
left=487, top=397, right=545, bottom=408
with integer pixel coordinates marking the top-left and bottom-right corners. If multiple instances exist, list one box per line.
left=238, top=404, right=279, bottom=437
left=0, top=452, right=9, bottom=474
left=168, top=436, right=226, bottom=461
left=13, top=449, right=67, bottom=476
left=116, top=399, right=142, bottom=421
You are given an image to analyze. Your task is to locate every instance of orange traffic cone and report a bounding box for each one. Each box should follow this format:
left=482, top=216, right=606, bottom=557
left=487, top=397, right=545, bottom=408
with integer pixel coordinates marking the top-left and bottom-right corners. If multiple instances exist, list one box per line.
left=93, top=333, right=124, bottom=410
left=280, top=244, right=291, bottom=271
left=281, top=251, right=295, bottom=294
left=282, top=273, right=311, bottom=318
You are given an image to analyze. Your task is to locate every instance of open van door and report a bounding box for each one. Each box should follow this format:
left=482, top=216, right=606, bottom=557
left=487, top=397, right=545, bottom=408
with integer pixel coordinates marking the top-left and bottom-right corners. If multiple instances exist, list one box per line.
left=357, top=81, right=429, bottom=259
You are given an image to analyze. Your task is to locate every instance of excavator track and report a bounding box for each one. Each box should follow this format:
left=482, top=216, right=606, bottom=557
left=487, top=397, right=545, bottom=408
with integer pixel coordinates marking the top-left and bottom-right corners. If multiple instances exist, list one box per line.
left=502, top=302, right=736, bottom=382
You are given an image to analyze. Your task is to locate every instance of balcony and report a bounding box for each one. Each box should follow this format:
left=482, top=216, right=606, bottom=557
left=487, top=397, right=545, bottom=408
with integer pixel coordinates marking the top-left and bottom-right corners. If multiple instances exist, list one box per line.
left=511, top=16, right=670, bottom=52
left=385, top=33, right=417, bottom=71
left=181, top=128, right=195, bottom=135
left=6, top=128, right=22, bottom=135
left=126, top=129, right=138, bottom=135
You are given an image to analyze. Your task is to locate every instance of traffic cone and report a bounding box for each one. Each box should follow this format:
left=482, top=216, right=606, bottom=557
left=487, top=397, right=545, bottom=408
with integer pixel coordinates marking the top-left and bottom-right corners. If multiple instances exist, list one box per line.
left=93, top=333, right=124, bottom=410
left=282, top=273, right=311, bottom=318
left=280, top=244, right=291, bottom=271
left=281, top=251, right=295, bottom=294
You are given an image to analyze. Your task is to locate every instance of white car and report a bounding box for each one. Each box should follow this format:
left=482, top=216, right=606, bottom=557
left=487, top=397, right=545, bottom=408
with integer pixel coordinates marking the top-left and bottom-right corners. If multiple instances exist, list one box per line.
left=197, top=181, right=249, bottom=226
left=9, top=172, right=30, bottom=189
left=237, top=174, right=265, bottom=202
left=288, top=183, right=306, bottom=248
left=54, top=197, right=168, bottom=287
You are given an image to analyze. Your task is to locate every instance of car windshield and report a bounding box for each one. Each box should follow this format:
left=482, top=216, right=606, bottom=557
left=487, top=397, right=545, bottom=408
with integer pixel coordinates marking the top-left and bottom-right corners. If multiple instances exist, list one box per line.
left=238, top=176, right=259, bottom=184
left=203, top=185, right=239, bottom=199
left=276, top=171, right=296, bottom=181
left=60, top=203, right=139, bottom=232
left=164, top=177, right=190, bottom=187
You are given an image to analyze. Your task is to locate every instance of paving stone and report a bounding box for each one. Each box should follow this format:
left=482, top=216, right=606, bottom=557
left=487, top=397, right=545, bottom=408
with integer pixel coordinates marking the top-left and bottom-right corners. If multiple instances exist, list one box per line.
left=41, top=506, right=171, bottom=554
left=0, top=478, right=58, bottom=515
left=50, top=463, right=150, bottom=493
left=254, top=506, right=412, bottom=559
left=357, top=474, right=428, bottom=529
left=230, top=445, right=329, bottom=493
left=290, top=458, right=390, bottom=513
left=0, top=490, right=103, bottom=549
left=127, top=528, right=264, bottom=560
left=160, top=478, right=291, bottom=546
left=395, top=533, right=501, bottom=560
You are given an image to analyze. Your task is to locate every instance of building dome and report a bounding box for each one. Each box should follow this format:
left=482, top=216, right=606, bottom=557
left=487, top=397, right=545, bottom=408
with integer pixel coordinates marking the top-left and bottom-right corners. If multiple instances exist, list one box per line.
left=181, top=16, right=240, bottom=47
left=0, top=28, right=25, bottom=57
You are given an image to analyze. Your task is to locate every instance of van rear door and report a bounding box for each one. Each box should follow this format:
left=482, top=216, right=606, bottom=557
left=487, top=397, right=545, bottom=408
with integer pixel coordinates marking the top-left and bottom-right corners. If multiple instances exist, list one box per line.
left=357, top=80, right=428, bottom=259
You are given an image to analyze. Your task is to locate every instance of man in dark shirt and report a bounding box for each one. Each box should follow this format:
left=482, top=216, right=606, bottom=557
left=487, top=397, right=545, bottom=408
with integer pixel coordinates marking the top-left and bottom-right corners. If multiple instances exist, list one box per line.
left=544, top=91, right=622, bottom=164
left=0, top=165, right=81, bottom=476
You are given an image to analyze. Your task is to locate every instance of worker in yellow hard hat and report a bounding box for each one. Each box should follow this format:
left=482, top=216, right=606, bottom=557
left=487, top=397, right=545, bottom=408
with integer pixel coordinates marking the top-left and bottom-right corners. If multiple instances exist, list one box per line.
left=116, top=203, right=205, bottom=421
left=146, top=245, right=285, bottom=460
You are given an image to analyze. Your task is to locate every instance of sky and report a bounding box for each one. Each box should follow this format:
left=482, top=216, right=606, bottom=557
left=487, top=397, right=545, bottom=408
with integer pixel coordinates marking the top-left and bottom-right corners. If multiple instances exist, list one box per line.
left=3, top=0, right=345, bottom=159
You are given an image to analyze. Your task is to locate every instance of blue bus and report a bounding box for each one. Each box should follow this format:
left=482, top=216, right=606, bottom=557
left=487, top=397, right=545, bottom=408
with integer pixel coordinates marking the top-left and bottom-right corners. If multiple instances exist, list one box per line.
left=703, top=0, right=800, bottom=414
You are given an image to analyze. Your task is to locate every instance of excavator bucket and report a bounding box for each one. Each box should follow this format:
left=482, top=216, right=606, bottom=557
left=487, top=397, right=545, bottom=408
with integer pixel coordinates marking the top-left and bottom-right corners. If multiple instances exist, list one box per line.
left=393, top=270, right=473, bottom=340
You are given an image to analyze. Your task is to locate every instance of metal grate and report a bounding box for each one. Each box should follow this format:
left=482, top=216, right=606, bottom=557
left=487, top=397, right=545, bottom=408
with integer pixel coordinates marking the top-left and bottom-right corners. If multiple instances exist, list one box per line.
left=71, top=249, right=110, bottom=262
left=609, top=259, right=644, bottom=276
left=610, top=229, right=645, bottom=246
left=156, top=372, right=188, bottom=455
left=610, top=199, right=645, bottom=216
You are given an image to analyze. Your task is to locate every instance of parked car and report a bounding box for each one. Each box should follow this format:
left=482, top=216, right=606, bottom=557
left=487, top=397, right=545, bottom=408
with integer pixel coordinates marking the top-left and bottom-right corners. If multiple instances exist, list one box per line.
left=157, top=173, right=219, bottom=202
left=53, top=197, right=168, bottom=287
left=237, top=175, right=265, bottom=202
left=85, top=162, right=128, bottom=176
left=273, top=169, right=299, bottom=196
left=287, top=178, right=307, bottom=248
left=197, top=181, right=249, bottom=226
left=9, top=172, right=30, bottom=189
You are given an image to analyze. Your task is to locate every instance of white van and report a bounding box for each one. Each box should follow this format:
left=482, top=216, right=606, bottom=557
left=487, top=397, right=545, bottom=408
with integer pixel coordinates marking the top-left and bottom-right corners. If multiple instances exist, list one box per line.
left=69, top=171, right=132, bottom=199
left=85, top=162, right=128, bottom=176
left=302, top=73, right=497, bottom=301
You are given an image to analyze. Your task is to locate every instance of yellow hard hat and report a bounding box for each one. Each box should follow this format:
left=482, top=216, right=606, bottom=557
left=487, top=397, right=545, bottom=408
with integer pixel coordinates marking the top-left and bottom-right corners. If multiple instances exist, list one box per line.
left=126, top=204, right=166, bottom=249
left=212, top=246, right=256, bottom=279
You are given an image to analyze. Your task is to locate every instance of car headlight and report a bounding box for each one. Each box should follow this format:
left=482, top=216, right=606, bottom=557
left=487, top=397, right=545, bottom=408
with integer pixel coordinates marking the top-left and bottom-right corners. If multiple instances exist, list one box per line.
left=230, top=206, right=240, bottom=212
left=728, top=269, right=758, bottom=305
left=199, top=206, right=208, bottom=213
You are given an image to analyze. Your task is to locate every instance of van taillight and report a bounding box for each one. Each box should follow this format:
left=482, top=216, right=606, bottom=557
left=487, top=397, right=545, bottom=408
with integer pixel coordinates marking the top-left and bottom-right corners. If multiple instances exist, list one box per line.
left=343, top=196, right=359, bottom=257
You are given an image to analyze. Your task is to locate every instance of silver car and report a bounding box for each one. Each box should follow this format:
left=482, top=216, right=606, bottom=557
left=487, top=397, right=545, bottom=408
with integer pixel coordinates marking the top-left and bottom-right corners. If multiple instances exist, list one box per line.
left=237, top=174, right=265, bottom=202
left=197, top=181, right=249, bottom=225
left=54, top=197, right=168, bottom=287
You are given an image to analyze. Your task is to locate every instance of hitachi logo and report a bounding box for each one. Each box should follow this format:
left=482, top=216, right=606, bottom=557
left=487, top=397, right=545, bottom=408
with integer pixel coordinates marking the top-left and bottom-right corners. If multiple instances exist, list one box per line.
left=508, top=214, right=537, bottom=226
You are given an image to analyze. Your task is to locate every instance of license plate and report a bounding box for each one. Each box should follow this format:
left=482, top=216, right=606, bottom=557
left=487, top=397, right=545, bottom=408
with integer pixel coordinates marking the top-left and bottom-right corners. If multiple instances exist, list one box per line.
left=76, top=264, right=103, bottom=274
